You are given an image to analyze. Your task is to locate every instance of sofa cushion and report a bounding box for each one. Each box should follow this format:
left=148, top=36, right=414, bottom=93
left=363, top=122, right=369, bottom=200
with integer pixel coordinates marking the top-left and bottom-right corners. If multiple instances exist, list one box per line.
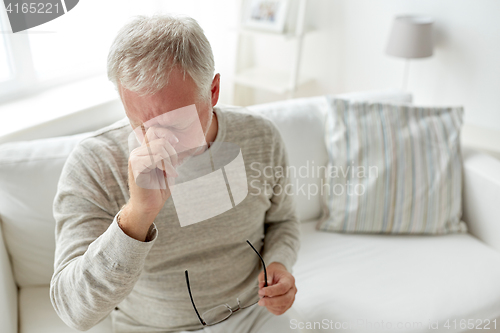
left=293, top=222, right=500, bottom=333
left=19, top=286, right=111, bottom=333
left=17, top=223, right=500, bottom=333
left=0, top=132, right=93, bottom=287
left=319, top=98, right=467, bottom=234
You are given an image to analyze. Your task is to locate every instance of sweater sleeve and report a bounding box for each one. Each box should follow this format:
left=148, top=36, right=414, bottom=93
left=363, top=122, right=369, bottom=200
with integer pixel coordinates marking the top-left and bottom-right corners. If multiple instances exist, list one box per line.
left=50, top=140, right=157, bottom=331
left=261, top=124, right=301, bottom=274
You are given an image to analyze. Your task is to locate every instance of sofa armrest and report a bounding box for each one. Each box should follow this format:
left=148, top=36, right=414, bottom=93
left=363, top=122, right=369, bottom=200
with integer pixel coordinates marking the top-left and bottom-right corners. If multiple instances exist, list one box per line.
left=0, top=221, right=18, bottom=333
left=462, top=147, right=500, bottom=253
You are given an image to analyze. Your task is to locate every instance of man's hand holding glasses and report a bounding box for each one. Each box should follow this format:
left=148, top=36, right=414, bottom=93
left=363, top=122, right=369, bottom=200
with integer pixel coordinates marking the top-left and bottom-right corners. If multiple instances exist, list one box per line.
left=185, top=240, right=298, bottom=327
left=257, top=261, right=297, bottom=316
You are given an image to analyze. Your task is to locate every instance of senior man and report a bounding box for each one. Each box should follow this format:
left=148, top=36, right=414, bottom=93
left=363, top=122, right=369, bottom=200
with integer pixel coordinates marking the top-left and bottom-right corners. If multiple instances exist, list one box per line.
left=50, top=14, right=300, bottom=333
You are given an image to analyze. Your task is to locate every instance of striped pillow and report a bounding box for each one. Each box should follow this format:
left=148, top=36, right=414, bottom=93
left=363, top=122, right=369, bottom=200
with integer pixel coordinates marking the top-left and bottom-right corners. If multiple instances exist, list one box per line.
left=318, top=97, right=468, bottom=234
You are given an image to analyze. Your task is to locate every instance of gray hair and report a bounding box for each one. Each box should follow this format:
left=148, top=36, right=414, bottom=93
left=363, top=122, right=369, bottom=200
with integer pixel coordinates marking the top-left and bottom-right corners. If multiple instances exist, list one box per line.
left=107, top=14, right=215, bottom=99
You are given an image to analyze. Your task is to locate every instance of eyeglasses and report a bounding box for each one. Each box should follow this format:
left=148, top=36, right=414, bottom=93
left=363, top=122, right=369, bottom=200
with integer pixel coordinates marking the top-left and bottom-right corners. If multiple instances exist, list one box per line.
left=185, top=240, right=268, bottom=327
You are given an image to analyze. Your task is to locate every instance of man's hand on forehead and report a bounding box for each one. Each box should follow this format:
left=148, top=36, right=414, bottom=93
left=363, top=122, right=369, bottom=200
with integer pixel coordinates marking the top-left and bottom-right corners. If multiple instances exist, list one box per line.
left=141, top=104, right=199, bottom=129
left=142, top=126, right=179, bottom=147
left=132, top=104, right=206, bottom=155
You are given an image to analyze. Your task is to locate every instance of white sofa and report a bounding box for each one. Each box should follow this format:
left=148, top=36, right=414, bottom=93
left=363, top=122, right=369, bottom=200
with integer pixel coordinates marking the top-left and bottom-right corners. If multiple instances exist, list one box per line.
left=1, top=90, right=500, bottom=333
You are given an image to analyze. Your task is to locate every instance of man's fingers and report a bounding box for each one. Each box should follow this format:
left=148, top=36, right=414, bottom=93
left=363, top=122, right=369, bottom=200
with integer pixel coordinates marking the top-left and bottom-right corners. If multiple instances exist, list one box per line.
left=132, top=139, right=177, bottom=174
left=132, top=149, right=170, bottom=173
left=135, top=156, right=177, bottom=178
left=136, top=138, right=170, bottom=157
left=157, top=159, right=178, bottom=177
left=258, top=271, right=272, bottom=289
left=144, top=126, right=179, bottom=147
left=162, top=140, right=178, bottom=167
left=259, top=279, right=270, bottom=290
left=131, top=139, right=177, bottom=169
left=258, top=286, right=296, bottom=315
left=258, top=278, right=292, bottom=297
left=144, top=126, right=160, bottom=144
left=140, top=139, right=178, bottom=171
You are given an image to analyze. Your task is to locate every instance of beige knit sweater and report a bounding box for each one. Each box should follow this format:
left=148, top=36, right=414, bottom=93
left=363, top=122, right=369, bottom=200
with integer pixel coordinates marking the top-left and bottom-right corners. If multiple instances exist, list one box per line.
left=50, top=106, right=300, bottom=332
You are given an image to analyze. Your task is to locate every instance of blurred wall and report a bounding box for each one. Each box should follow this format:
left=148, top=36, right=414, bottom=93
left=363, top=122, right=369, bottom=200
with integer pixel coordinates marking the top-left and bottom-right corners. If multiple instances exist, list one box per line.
left=22, top=0, right=496, bottom=152
left=329, top=0, right=500, bottom=133
left=156, top=0, right=240, bottom=106
left=252, top=0, right=500, bottom=132
left=246, top=0, right=500, bottom=157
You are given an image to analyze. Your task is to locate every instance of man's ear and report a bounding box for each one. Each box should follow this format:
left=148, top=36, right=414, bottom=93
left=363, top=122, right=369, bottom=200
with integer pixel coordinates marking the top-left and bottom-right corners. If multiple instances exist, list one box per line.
left=211, top=73, right=221, bottom=107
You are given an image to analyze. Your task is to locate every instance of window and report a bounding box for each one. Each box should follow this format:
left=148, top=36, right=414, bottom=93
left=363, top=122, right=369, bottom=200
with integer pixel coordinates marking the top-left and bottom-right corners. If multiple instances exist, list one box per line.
left=0, top=27, right=12, bottom=82
left=0, top=0, right=161, bottom=103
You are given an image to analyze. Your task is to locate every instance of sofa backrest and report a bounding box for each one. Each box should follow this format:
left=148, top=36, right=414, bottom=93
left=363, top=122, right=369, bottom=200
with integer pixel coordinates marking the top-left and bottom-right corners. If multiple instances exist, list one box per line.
left=0, top=132, right=93, bottom=287
left=247, top=96, right=331, bottom=222
left=0, top=90, right=412, bottom=288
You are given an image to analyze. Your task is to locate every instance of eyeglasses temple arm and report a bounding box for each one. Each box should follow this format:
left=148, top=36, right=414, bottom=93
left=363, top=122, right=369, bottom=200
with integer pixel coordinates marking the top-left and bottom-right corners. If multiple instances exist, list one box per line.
left=246, top=240, right=268, bottom=287
left=185, top=270, right=205, bottom=326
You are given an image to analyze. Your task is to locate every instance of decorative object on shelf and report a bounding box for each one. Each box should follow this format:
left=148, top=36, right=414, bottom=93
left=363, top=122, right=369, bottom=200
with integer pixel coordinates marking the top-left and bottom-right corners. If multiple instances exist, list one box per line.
left=233, top=0, right=309, bottom=105
left=243, top=0, right=290, bottom=33
left=385, top=15, right=434, bottom=91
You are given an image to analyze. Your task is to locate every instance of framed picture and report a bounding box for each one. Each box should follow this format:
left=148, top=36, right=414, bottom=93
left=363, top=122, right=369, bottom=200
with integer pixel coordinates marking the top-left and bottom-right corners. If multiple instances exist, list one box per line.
left=243, top=0, right=290, bottom=33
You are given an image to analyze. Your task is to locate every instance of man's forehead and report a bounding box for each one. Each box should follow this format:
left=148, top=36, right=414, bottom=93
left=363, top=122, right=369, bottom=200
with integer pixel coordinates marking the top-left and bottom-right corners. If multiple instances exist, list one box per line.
left=120, top=81, right=200, bottom=128
left=133, top=104, right=199, bottom=128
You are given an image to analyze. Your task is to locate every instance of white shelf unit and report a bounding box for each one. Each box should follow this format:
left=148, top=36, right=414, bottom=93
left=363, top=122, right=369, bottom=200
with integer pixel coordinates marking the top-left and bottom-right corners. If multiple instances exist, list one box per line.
left=232, top=0, right=310, bottom=104
left=234, top=66, right=311, bottom=95
left=237, top=27, right=306, bottom=40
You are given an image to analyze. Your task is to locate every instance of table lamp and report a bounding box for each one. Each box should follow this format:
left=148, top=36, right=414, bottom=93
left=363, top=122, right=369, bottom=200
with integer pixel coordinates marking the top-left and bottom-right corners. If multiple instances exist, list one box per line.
left=386, top=15, right=434, bottom=90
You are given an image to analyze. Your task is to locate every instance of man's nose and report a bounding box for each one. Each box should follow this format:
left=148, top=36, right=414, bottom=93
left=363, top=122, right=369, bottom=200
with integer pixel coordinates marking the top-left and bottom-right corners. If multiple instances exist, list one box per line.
left=148, top=126, right=179, bottom=146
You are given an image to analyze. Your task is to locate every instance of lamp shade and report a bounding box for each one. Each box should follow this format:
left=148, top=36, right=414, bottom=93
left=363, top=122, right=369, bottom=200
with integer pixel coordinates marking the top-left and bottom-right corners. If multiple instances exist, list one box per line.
left=386, top=15, right=434, bottom=59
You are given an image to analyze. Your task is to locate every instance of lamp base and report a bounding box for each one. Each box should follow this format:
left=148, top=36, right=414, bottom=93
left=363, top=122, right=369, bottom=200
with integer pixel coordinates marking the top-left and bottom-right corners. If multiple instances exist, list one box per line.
left=402, top=59, right=410, bottom=91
